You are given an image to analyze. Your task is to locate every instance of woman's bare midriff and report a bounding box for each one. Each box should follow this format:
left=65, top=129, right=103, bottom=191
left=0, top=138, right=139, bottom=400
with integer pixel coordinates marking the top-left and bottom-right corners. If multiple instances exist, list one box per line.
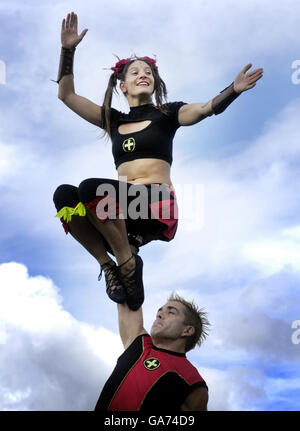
left=117, top=158, right=174, bottom=189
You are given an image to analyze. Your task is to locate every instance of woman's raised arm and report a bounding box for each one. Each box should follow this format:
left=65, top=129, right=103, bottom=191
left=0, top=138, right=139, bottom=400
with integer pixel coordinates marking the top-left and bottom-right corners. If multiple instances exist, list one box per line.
left=56, top=12, right=102, bottom=127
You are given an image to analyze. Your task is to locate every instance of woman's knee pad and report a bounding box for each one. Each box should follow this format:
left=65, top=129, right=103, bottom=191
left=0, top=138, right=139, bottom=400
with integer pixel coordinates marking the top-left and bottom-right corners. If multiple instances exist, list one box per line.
left=78, top=178, right=109, bottom=203
left=53, top=184, right=79, bottom=210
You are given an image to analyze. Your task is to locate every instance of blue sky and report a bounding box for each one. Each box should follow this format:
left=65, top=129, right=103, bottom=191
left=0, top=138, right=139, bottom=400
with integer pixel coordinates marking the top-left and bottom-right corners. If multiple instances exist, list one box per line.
left=0, top=0, right=300, bottom=411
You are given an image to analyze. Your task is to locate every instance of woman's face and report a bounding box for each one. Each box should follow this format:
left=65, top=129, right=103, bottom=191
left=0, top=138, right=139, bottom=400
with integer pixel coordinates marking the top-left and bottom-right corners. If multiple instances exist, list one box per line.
left=120, top=60, right=155, bottom=102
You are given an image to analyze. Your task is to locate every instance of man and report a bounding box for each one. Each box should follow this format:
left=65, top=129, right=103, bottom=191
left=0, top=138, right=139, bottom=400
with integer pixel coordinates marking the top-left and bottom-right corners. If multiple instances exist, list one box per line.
left=94, top=292, right=209, bottom=411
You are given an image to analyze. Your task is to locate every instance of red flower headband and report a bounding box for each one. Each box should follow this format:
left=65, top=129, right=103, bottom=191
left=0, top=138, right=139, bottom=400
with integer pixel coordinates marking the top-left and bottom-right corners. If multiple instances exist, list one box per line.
left=109, top=55, right=158, bottom=79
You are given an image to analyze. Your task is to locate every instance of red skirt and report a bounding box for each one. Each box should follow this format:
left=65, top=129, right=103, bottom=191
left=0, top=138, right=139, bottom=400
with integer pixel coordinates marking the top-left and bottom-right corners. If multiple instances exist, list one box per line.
left=53, top=179, right=178, bottom=249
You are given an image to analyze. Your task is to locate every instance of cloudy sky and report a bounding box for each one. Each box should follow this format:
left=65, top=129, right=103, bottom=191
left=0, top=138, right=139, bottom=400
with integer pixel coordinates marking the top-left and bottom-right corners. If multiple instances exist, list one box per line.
left=0, top=0, right=300, bottom=411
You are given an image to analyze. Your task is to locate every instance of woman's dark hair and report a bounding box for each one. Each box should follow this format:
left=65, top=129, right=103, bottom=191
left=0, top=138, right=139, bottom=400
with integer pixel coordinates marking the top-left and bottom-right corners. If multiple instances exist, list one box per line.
left=100, top=58, right=168, bottom=138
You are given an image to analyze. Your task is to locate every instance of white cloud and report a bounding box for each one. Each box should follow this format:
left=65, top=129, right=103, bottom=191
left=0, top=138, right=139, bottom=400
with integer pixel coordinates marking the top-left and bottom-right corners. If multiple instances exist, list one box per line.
left=0, top=141, right=21, bottom=185
left=243, top=234, right=300, bottom=276
left=0, top=262, right=122, bottom=410
left=201, top=366, right=269, bottom=411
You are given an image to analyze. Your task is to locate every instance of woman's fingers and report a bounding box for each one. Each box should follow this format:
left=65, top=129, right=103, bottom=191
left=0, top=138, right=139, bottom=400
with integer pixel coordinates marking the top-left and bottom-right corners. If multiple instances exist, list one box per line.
left=79, top=28, right=88, bottom=41
left=65, top=12, right=76, bottom=29
left=248, top=74, right=263, bottom=85
left=247, top=68, right=263, bottom=77
left=65, top=13, right=70, bottom=29
left=242, top=63, right=252, bottom=74
left=61, top=12, right=86, bottom=46
left=241, top=64, right=263, bottom=78
left=70, top=12, right=76, bottom=29
left=74, top=13, right=78, bottom=32
left=248, top=70, right=263, bottom=82
left=62, top=12, right=77, bottom=32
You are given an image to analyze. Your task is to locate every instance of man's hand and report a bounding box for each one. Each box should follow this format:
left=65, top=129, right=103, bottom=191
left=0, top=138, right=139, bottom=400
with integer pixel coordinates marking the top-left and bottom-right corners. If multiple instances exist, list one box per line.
left=233, top=63, right=263, bottom=93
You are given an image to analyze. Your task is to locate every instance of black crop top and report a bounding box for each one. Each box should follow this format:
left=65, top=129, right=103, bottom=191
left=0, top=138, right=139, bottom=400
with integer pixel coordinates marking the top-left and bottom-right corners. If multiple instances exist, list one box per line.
left=110, top=102, right=187, bottom=169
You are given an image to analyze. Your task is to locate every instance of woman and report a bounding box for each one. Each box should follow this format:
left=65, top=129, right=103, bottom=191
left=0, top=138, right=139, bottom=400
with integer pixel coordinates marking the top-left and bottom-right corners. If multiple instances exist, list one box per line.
left=53, top=12, right=263, bottom=310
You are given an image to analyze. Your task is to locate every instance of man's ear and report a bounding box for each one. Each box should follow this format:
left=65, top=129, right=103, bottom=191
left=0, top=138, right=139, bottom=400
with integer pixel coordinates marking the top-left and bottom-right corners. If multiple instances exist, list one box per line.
left=182, top=326, right=195, bottom=337
left=119, top=81, right=127, bottom=94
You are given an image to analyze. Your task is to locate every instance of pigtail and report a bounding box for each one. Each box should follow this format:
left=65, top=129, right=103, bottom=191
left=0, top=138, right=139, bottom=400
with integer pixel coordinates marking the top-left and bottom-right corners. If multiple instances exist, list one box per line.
left=100, top=73, right=118, bottom=138
left=154, top=71, right=168, bottom=115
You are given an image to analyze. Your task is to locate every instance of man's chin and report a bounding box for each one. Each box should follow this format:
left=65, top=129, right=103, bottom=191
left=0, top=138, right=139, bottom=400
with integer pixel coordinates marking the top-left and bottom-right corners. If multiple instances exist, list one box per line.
left=150, top=327, right=162, bottom=340
left=150, top=327, right=159, bottom=338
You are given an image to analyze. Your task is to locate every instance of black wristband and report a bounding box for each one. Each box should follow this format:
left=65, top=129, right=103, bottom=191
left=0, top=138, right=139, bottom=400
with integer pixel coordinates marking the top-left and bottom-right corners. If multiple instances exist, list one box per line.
left=211, top=82, right=240, bottom=115
left=52, top=46, right=76, bottom=84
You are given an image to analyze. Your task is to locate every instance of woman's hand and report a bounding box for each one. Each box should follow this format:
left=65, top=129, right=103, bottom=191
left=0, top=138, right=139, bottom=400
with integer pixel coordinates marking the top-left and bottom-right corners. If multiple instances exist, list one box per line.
left=61, top=11, right=88, bottom=49
left=233, top=63, right=263, bottom=93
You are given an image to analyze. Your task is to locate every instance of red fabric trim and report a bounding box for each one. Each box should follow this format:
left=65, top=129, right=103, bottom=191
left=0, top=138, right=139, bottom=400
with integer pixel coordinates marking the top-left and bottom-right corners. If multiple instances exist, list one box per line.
left=57, top=185, right=178, bottom=241
left=84, top=195, right=123, bottom=222
left=149, top=198, right=178, bottom=240
left=61, top=218, right=70, bottom=235
left=58, top=203, right=78, bottom=235
left=160, top=218, right=178, bottom=240
left=84, top=196, right=102, bottom=210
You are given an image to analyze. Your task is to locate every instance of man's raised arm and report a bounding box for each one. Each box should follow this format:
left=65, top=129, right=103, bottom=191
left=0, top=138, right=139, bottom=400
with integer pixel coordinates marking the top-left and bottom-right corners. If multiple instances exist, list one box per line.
left=117, top=303, right=148, bottom=350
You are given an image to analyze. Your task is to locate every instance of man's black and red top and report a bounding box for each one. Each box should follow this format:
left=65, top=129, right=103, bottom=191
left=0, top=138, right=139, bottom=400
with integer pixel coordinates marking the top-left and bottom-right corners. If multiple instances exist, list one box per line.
left=94, top=334, right=207, bottom=411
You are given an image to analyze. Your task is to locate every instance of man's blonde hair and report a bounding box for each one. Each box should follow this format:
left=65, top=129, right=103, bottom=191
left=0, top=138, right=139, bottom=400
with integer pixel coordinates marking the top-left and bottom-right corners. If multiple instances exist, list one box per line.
left=168, top=292, right=210, bottom=352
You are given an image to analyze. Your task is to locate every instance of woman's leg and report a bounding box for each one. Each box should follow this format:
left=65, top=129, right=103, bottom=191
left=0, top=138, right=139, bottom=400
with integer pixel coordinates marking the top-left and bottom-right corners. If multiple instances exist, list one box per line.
left=53, top=184, right=112, bottom=266
left=53, top=183, right=140, bottom=304
left=67, top=214, right=112, bottom=266
left=53, top=184, right=127, bottom=301
left=84, top=208, right=137, bottom=299
left=77, top=178, right=146, bottom=308
left=78, top=179, right=137, bottom=273
left=85, top=208, right=133, bottom=267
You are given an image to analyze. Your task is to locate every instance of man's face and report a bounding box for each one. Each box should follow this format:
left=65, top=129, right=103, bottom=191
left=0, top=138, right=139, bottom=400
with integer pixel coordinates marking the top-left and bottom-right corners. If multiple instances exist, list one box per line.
left=150, top=301, right=189, bottom=343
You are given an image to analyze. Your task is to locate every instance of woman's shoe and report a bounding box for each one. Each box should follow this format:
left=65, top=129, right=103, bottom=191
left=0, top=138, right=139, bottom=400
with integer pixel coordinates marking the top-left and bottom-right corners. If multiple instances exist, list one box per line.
left=118, top=254, right=144, bottom=311
left=98, top=260, right=126, bottom=304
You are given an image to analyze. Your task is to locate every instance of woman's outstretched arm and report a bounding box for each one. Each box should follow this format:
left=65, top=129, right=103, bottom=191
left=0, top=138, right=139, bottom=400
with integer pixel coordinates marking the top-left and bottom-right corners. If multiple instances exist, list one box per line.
left=178, top=63, right=263, bottom=126
left=56, top=12, right=102, bottom=127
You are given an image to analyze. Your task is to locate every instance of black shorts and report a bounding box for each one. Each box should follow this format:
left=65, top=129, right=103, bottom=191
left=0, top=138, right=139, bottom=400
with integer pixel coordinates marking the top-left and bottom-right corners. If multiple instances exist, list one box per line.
left=53, top=178, right=178, bottom=252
